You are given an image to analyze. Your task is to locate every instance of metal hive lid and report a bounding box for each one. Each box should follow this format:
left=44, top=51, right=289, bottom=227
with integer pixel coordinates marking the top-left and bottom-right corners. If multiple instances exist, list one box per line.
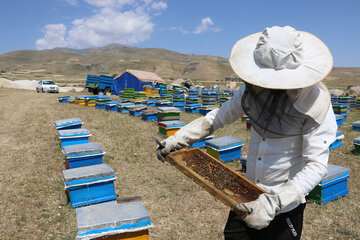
left=62, top=164, right=114, bottom=183
left=76, top=200, right=152, bottom=234
left=57, top=129, right=90, bottom=137
left=55, top=118, right=82, bottom=127
left=158, top=120, right=185, bottom=127
left=321, top=164, right=349, bottom=183
left=63, top=142, right=103, bottom=157
left=205, top=136, right=243, bottom=148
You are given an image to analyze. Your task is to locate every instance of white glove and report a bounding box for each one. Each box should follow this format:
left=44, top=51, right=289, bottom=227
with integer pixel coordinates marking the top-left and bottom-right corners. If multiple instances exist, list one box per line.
left=235, top=180, right=304, bottom=230
left=156, top=117, right=213, bottom=162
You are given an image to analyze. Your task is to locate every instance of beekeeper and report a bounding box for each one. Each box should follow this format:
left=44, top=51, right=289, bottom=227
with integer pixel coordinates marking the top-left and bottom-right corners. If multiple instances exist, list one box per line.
left=156, top=26, right=337, bottom=239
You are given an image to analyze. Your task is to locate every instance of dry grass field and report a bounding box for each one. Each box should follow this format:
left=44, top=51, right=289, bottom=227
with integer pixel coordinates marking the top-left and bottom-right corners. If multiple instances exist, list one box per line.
left=0, top=88, right=359, bottom=240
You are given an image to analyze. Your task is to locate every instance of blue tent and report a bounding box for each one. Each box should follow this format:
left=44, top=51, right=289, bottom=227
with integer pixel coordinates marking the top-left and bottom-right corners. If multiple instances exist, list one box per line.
left=113, top=69, right=165, bottom=95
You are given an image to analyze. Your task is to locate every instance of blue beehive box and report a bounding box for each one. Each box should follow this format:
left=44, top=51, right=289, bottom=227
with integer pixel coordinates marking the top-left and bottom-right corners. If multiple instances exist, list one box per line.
left=95, top=102, right=107, bottom=109
left=58, top=96, right=70, bottom=103
left=75, top=200, right=153, bottom=240
left=55, top=117, right=83, bottom=130
left=352, top=120, right=360, bottom=131
left=205, top=136, right=244, bottom=163
left=189, top=135, right=215, bottom=149
left=128, top=105, right=147, bottom=116
left=185, top=106, right=200, bottom=114
left=63, top=142, right=105, bottom=169
left=141, top=108, right=158, bottom=121
left=308, top=164, right=350, bottom=204
left=63, top=164, right=117, bottom=208
left=335, top=114, right=345, bottom=126
left=117, top=102, right=135, bottom=113
left=199, top=105, right=217, bottom=115
left=57, top=129, right=91, bottom=148
left=105, top=101, right=122, bottom=111
left=329, top=131, right=344, bottom=150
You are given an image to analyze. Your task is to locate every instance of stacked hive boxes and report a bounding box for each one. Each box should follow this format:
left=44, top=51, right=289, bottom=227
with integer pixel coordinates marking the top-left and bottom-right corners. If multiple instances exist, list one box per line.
left=185, top=89, right=201, bottom=114
left=205, top=136, right=244, bottom=163
left=157, top=107, right=181, bottom=121
left=123, top=88, right=135, bottom=99
left=308, top=164, right=350, bottom=204
left=201, top=90, right=218, bottom=106
left=143, top=85, right=152, bottom=96
left=335, top=114, right=345, bottom=127
left=54, top=117, right=153, bottom=239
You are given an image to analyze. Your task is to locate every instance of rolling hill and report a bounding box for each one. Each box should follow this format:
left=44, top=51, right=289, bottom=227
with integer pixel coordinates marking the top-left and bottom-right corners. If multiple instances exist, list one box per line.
left=0, top=44, right=359, bottom=89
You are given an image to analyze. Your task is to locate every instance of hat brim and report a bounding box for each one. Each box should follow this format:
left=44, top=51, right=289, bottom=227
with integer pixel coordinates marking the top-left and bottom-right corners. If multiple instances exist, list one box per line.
left=229, top=31, right=333, bottom=89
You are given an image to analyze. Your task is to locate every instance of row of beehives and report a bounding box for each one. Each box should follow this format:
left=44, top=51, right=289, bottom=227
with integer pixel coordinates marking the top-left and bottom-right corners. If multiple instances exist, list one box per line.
left=331, top=95, right=360, bottom=109
left=57, top=88, right=231, bottom=113
left=54, top=118, right=153, bottom=240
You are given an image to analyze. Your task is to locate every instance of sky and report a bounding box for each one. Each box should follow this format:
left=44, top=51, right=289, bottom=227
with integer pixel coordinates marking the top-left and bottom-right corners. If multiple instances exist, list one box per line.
left=0, top=0, right=359, bottom=67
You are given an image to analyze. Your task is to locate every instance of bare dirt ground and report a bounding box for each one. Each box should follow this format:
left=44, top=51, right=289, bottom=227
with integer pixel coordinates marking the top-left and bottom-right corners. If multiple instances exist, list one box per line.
left=0, top=88, right=359, bottom=240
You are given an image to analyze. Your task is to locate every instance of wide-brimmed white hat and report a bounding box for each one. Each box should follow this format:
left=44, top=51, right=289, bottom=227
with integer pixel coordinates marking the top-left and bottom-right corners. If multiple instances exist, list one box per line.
left=230, top=26, right=333, bottom=89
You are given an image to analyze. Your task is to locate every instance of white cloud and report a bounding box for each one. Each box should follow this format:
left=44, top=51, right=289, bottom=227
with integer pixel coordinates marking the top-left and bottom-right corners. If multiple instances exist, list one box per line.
left=67, top=8, right=154, bottom=47
left=151, top=1, right=167, bottom=10
left=36, top=0, right=166, bottom=49
left=172, top=17, right=221, bottom=35
left=193, top=17, right=213, bottom=34
left=36, top=24, right=68, bottom=50
left=64, top=0, right=78, bottom=6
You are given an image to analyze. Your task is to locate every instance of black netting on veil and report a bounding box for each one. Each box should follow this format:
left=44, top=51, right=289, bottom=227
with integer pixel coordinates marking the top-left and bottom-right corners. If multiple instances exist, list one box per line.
left=241, top=83, right=319, bottom=138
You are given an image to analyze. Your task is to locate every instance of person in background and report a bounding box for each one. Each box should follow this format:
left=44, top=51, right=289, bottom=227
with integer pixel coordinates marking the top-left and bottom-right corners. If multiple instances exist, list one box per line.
left=156, top=26, right=337, bottom=239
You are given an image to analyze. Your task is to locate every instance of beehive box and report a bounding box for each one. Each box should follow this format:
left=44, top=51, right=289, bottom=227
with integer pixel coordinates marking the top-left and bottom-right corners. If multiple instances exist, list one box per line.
left=95, top=102, right=107, bottom=110
left=63, top=142, right=105, bottom=169
left=117, top=103, right=135, bottom=114
left=354, top=137, right=360, bottom=154
left=352, top=120, right=360, bottom=131
left=205, top=136, right=244, bottom=162
left=166, top=148, right=266, bottom=218
left=141, top=108, right=158, bottom=121
left=198, top=105, right=217, bottom=115
left=189, top=135, right=215, bottom=149
left=308, top=164, right=350, bottom=204
left=128, top=105, right=147, bottom=116
left=58, top=96, right=70, bottom=103
left=75, top=200, right=153, bottom=240
left=157, top=107, right=181, bottom=121
left=185, top=106, right=201, bottom=114
left=158, top=120, right=185, bottom=136
left=63, top=164, right=117, bottom=208
left=335, top=114, right=345, bottom=126
left=57, top=129, right=91, bottom=148
left=105, top=102, right=122, bottom=112
left=329, top=131, right=344, bottom=150
left=55, top=117, right=83, bottom=130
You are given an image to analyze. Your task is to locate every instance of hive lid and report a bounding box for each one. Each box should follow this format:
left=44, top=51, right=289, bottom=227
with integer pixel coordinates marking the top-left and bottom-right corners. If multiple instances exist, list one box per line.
left=76, top=201, right=152, bottom=237
left=63, top=142, right=103, bottom=157
left=106, top=101, right=122, bottom=106
left=55, top=118, right=82, bottom=127
left=158, top=120, right=185, bottom=127
left=205, top=136, right=243, bottom=149
left=130, top=105, right=147, bottom=111
left=321, top=164, right=349, bottom=183
left=118, top=102, right=134, bottom=107
left=354, top=136, right=360, bottom=144
left=63, top=163, right=114, bottom=183
left=58, top=96, right=70, bottom=100
left=352, top=120, right=360, bottom=126
left=156, top=107, right=181, bottom=113
left=57, top=128, right=90, bottom=137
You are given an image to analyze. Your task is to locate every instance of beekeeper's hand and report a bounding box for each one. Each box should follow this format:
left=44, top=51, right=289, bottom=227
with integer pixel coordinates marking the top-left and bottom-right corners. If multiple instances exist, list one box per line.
left=156, top=117, right=213, bottom=162
left=235, top=180, right=304, bottom=230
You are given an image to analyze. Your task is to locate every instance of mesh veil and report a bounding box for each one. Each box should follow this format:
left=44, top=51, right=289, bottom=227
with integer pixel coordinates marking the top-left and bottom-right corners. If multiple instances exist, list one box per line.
left=241, top=83, right=320, bottom=138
